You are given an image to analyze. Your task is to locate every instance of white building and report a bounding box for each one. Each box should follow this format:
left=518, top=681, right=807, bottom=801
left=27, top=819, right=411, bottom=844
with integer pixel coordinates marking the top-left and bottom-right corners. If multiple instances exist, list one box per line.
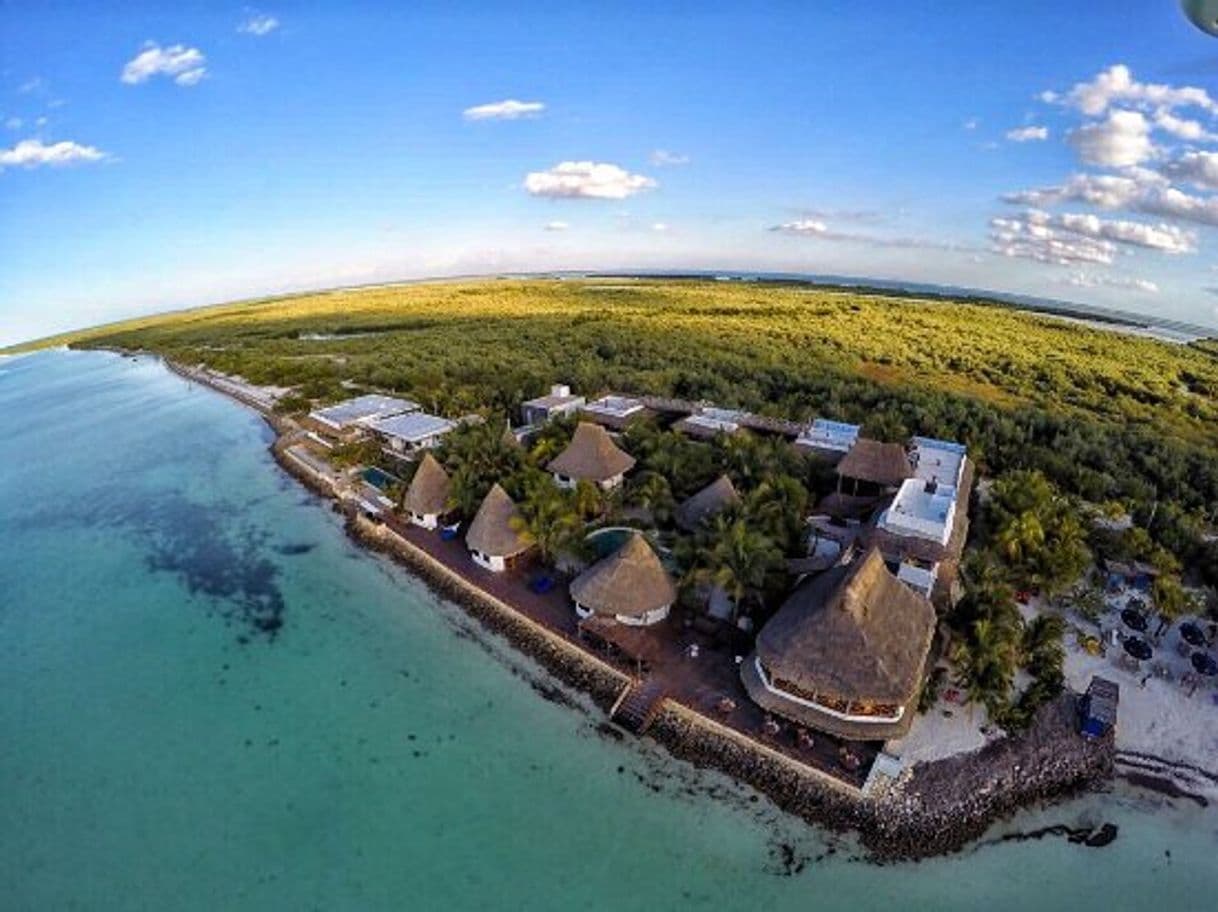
left=308, top=394, right=418, bottom=435
left=368, top=412, right=456, bottom=456
left=795, top=418, right=860, bottom=458
left=521, top=384, right=586, bottom=426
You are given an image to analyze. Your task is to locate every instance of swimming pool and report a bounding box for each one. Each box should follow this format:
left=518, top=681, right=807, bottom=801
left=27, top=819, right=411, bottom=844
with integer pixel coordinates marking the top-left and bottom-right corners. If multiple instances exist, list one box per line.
left=362, top=466, right=400, bottom=491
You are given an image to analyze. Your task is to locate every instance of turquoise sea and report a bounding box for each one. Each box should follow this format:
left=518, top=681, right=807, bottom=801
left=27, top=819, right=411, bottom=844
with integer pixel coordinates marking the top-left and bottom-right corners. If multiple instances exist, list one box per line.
left=2, top=349, right=1216, bottom=912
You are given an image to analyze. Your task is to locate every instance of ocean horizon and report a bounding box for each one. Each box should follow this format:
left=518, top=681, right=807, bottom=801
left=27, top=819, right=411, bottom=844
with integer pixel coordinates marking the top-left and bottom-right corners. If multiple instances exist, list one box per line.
left=2, top=348, right=1216, bottom=911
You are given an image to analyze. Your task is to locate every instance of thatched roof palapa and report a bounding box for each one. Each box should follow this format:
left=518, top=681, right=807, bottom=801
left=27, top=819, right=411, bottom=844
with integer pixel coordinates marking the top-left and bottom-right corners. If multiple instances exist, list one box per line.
left=465, top=483, right=531, bottom=558
left=755, top=548, right=934, bottom=705
left=404, top=453, right=451, bottom=516
left=836, top=439, right=913, bottom=487
left=547, top=422, right=636, bottom=483
left=570, top=533, right=676, bottom=618
left=675, top=475, right=740, bottom=531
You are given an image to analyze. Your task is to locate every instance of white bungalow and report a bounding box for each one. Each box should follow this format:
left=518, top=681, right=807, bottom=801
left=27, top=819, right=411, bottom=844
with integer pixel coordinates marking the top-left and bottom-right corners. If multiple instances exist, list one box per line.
left=367, top=411, right=456, bottom=457
left=569, top=533, right=676, bottom=627
left=547, top=422, right=636, bottom=491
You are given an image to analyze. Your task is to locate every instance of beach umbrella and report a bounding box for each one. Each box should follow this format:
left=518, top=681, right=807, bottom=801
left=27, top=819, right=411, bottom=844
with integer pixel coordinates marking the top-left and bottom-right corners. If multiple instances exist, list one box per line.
left=1120, top=607, right=1148, bottom=632
left=1180, top=622, right=1206, bottom=648
left=1191, top=652, right=1217, bottom=677
left=1123, top=637, right=1153, bottom=661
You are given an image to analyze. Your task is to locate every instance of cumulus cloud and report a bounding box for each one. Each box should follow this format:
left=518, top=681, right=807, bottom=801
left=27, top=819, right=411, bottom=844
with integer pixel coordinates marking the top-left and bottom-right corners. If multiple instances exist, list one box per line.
left=1153, top=110, right=1218, bottom=143
left=1046, top=64, right=1218, bottom=117
left=1068, top=109, right=1154, bottom=167
left=0, top=137, right=106, bottom=170
left=651, top=222, right=669, bottom=232
left=524, top=161, right=656, bottom=199
left=649, top=149, right=690, bottom=166
left=1161, top=151, right=1218, bottom=190
left=463, top=99, right=544, bottom=121
left=238, top=13, right=279, bottom=36
left=1049, top=211, right=1195, bottom=254
left=1007, top=125, right=1049, bottom=142
left=121, top=43, right=207, bottom=86
left=962, top=118, right=979, bottom=131
left=1004, top=169, right=1218, bottom=228
left=1060, top=272, right=1159, bottom=293
left=989, top=213, right=1117, bottom=266
left=543, top=221, right=569, bottom=231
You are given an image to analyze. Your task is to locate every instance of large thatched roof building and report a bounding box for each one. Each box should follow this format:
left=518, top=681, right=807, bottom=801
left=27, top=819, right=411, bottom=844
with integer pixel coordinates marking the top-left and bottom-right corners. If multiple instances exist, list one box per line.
left=547, top=421, right=636, bottom=490
left=570, top=532, right=676, bottom=626
left=836, top=439, right=912, bottom=489
left=403, top=453, right=452, bottom=529
left=465, top=484, right=531, bottom=572
left=740, top=548, right=936, bottom=740
left=674, top=475, right=740, bottom=532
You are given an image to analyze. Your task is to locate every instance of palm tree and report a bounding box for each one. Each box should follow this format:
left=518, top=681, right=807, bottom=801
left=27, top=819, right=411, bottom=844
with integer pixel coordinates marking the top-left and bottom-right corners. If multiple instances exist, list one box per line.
left=512, top=485, right=583, bottom=567
left=628, top=471, right=675, bottom=525
left=1151, top=574, right=1188, bottom=637
left=689, top=515, right=782, bottom=623
left=996, top=510, right=1045, bottom=566
left=745, top=474, right=809, bottom=556
left=446, top=465, right=488, bottom=520
left=952, top=614, right=1022, bottom=718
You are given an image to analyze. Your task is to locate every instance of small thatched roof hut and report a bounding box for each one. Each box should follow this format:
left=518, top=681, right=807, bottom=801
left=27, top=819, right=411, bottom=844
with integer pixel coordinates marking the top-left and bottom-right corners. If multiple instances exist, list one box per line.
left=836, top=439, right=912, bottom=487
left=675, top=475, right=740, bottom=531
left=403, top=453, right=451, bottom=517
left=465, top=484, right=530, bottom=559
left=570, top=533, right=676, bottom=620
left=548, top=421, right=636, bottom=483
left=742, top=547, right=935, bottom=739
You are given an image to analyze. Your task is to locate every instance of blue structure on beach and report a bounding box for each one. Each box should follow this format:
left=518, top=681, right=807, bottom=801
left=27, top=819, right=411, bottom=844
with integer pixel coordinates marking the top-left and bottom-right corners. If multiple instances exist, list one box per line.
left=1079, top=676, right=1119, bottom=739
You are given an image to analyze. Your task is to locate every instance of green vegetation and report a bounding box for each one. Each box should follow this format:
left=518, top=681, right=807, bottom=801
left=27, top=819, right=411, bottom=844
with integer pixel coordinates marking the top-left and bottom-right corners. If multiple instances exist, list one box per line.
left=23, top=276, right=1217, bottom=728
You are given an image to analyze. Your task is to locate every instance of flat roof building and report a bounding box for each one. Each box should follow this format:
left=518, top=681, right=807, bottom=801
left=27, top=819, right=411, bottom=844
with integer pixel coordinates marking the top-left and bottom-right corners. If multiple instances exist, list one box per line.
left=308, top=394, right=418, bottom=433
left=673, top=406, right=747, bottom=439
left=521, top=384, right=586, bottom=426
left=368, top=412, right=456, bottom=455
left=581, top=395, right=649, bottom=430
left=795, top=419, right=861, bottom=459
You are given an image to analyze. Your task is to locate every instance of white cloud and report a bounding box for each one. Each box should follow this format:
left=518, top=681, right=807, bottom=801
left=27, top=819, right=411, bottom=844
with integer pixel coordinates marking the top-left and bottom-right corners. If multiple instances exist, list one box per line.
left=1161, top=151, right=1218, bottom=190
left=17, top=77, right=43, bottom=94
left=1050, top=64, right=1218, bottom=117
left=771, top=219, right=965, bottom=252
left=523, top=161, right=656, bottom=199
left=121, top=43, right=207, bottom=87
left=543, top=221, right=569, bottom=231
left=773, top=219, right=828, bottom=236
left=649, top=149, right=690, bottom=166
left=238, top=13, right=279, bottom=36
left=1004, top=169, right=1218, bottom=228
left=1068, top=109, right=1154, bottom=167
left=1153, top=110, right=1218, bottom=143
left=962, top=118, right=979, bottom=131
left=462, top=99, right=545, bottom=121
left=1006, top=125, right=1049, bottom=142
left=0, top=138, right=106, bottom=170
left=989, top=213, right=1117, bottom=266
left=4, top=117, right=22, bottom=130
left=651, top=222, right=669, bottom=232
left=1060, top=272, right=1159, bottom=293
left=1050, top=210, right=1195, bottom=254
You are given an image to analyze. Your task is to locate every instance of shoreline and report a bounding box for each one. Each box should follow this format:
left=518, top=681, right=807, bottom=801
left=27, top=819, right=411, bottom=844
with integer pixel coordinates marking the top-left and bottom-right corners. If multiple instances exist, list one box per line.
left=164, top=351, right=1121, bottom=861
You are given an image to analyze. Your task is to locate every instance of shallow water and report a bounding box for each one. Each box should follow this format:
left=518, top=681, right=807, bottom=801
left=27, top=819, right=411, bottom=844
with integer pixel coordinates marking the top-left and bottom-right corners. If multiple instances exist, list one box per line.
left=2, top=349, right=1216, bottom=911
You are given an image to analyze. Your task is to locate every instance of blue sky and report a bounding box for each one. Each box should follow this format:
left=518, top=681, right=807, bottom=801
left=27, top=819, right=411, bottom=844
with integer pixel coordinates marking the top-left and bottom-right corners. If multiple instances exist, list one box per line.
left=2, top=1, right=1218, bottom=345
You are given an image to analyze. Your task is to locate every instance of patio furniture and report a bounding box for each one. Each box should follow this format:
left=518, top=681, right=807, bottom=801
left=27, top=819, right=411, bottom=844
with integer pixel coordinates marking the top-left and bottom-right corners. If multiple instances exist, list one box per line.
left=1191, top=651, right=1218, bottom=677
left=1123, top=637, right=1153, bottom=661
left=529, top=574, right=555, bottom=595
left=1120, top=608, right=1148, bottom=632
left=1180, top=622, right=1206, bottom=648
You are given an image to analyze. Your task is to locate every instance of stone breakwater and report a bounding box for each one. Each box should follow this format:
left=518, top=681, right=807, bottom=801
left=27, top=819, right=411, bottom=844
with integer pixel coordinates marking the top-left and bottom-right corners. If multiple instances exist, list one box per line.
left=651, top=694, right=1114, bottom=861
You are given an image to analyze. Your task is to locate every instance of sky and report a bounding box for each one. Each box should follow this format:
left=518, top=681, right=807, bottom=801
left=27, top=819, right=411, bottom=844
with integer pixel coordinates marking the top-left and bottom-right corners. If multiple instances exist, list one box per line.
left=2, top=1, right=1218, bottom=345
